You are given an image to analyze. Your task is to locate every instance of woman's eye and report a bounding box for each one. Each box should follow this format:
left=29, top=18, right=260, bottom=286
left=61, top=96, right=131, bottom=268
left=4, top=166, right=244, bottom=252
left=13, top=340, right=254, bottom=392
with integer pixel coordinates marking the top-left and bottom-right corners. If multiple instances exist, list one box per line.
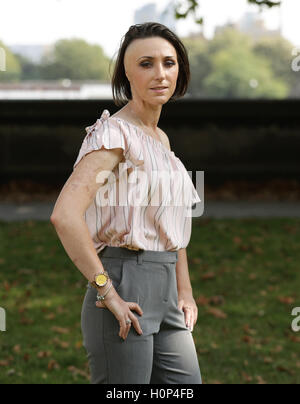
left=140, top=61, right=175, bottom=68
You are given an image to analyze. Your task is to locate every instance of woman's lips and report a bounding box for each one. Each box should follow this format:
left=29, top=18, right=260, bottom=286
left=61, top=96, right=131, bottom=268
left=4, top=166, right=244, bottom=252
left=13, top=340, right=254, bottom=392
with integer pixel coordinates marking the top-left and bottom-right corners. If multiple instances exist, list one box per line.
left=150, top=87, right=168, bottom=93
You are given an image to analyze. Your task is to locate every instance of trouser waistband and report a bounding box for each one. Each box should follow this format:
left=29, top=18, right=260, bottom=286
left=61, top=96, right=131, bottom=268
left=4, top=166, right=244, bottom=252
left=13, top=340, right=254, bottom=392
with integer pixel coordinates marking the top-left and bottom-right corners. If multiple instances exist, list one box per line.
left=98, top=246, right=178, bottom=264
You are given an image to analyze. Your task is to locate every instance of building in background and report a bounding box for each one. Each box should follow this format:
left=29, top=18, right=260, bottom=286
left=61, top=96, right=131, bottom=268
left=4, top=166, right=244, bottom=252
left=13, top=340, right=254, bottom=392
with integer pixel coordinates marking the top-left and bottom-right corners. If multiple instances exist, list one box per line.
left=134, top=2, right=158, bottom=24
left=238, top=11, right=281, bottom=40
left=134, top=1, right=177, bottom=33
left=7, top=44, right=54, bottom=64
left=0, top=80, right=112, bottom=99
left=214, top=11, right=281, bottom=41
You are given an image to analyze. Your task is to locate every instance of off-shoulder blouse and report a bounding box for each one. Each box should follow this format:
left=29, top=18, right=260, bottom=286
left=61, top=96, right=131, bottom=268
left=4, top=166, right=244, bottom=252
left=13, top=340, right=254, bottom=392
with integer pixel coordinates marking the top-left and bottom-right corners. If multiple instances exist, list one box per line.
left=73, top=109, right=201, bottom=253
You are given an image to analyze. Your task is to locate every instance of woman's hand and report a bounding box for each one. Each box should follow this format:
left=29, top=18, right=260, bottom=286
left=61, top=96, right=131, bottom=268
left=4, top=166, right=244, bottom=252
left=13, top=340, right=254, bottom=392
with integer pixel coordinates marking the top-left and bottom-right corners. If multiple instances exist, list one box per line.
left=178, top=290, right=198, bottom=332
left=95, top=287, right=143, bottom=340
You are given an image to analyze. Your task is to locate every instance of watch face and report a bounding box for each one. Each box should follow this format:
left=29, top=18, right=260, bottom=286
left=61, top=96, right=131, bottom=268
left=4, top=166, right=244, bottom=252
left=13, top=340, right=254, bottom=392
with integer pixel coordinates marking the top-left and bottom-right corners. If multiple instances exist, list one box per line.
left=95, top=273, right=107, bottom=287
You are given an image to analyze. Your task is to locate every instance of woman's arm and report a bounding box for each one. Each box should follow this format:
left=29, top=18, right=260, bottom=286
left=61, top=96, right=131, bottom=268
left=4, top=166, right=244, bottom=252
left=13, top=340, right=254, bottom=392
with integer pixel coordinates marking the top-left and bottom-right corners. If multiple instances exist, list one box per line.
left=176, top=248, right=193, bottom=294
left=50, top=145, right=143, bottom=341
left=50, top=146, right=123, bottom=284
left=176, top=248, right=198, bottom=331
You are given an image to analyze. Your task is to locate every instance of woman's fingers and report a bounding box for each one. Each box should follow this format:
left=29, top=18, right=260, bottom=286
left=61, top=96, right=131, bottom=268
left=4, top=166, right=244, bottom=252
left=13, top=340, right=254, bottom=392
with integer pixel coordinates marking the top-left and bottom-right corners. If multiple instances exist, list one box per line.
left=118, top=302, right=143, bottom=340
left=95, top=300, right=107, bottom=309
left=128, top=310, right=143, bottom=336
left=95, top=296, right=144, bottom=340
left=129, top=302, right=143, bottom=317
left=119, top=317, right=127, bottom=339
left=183, top=306, right=193, bottom=331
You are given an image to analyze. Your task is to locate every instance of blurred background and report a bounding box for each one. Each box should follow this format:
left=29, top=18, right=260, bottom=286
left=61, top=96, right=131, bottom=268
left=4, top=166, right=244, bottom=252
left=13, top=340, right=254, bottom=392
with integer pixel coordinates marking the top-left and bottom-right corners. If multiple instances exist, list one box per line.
left=0, top=0, right=299, bottom=384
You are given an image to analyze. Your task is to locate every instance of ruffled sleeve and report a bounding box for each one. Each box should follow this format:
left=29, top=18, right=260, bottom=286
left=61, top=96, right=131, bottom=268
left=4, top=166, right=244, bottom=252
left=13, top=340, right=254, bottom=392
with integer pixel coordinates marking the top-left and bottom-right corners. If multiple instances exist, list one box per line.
left=73, top=110, right=144, bottom=170
left=184, top=174, right=201, bottom=207
left=172, top=158, right=201, bottom=207
left=191, top=186, right=201, bottom=205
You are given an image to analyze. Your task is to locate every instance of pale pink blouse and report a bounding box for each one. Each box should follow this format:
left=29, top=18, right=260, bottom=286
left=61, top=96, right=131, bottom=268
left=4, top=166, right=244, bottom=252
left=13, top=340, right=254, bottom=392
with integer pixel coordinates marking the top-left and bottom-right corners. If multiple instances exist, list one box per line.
left=73, top=109, right=201, bottom=253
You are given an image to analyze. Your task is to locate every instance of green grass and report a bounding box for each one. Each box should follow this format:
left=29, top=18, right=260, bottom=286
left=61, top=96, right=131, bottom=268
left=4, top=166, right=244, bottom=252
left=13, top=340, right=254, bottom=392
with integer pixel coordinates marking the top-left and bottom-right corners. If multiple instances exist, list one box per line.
left=0, top=218, right=299, bottom=384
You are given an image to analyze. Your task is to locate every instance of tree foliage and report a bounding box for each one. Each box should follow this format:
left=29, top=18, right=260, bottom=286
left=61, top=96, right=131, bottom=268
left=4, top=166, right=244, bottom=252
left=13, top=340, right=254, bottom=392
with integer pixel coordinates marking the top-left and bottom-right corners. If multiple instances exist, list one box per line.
left=0, top=41, right=21, bottom=82
left=39, top=38, right=111, bottom=81
left=182, top=27, right=292, bottom=98
left=174, top=0, right=282, bottom=25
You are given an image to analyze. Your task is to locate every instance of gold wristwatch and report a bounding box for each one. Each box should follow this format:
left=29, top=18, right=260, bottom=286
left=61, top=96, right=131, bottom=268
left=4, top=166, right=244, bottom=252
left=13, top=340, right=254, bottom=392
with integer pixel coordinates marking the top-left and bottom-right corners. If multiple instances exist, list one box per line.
left=91, top=270, right=110, bottom=289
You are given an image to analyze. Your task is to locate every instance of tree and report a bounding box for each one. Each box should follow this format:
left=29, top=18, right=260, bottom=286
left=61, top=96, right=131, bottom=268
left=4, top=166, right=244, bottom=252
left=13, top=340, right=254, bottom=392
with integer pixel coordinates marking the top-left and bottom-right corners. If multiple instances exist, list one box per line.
left=14, top=53, right=41, bottom=80
left=0, top=41, right=22, bottom=82
left=182, top=36, right=211, bottom=96
left=182, top=27, right=288, bottom=98
left=174, top=0, right=282, bottom=25
left=39, top=38, right=111, bottom=80
left=253, top=36, right=299, bottom=97
left=203, top=44, right=287, bottom=98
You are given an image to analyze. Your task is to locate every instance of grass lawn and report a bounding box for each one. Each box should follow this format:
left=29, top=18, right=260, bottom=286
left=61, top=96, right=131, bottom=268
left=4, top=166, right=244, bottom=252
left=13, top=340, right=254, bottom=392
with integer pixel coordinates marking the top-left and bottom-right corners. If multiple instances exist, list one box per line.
left=0, top=217, right=299, bottom=384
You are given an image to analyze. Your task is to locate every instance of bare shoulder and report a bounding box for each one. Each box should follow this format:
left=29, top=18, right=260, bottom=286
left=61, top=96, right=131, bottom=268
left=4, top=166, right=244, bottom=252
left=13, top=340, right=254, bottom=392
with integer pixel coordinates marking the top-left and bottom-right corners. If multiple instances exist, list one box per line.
left=157, top=127, right=171, bottom=151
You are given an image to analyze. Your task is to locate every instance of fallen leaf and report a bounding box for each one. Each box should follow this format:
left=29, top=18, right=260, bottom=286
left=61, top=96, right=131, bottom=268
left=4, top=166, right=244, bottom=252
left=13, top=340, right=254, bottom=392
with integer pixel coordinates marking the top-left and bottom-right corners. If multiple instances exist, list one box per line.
left=256, top=375, right=267, bottom=384
left=3, top=281, right=11, bottom=291
left=233, top=236, right=242, bottom=245
left=242, top=335, right=254, bottom=344
left=52, top=337, right=70, bottom=349
left=209, top=295, right=225, bottom=305
left=201, top=272, right=216, bottom=281
left=45, top=313, right=56, bottom=320
left=242, top=372, right=252, bottom=382
left=6, top=368, right=15, bottom=376
left=206, top=307, right=227, bottom=319
left=20, top=316, right=34, bottom=325
left=23, top=353, right=30, bottom=362
left=243, top=324, right=257, bottom=335
left=278, top=296, right=295, bottom=305
left=195, top=295, right=210, bottom=306
left=67, top=366, right=89, bottom=380
left=13, top=345, right=21, bottom=354
left=276, top=365, right=295, bottom=375
left=288, top=334, right=300, bottom=343
left=75, top=341, right=83, bottom=349
left=37, top=351, right=51, bottom=358
left=51, top=326, right=70, bottom=334
left=47, top=359, right=60, bottom=370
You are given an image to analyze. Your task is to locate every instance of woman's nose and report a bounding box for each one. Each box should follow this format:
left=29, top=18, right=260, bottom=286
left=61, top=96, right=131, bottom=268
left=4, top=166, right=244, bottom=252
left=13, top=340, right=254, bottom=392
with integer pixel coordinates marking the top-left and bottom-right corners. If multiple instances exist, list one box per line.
left=154, top=63, right=167, bottom=79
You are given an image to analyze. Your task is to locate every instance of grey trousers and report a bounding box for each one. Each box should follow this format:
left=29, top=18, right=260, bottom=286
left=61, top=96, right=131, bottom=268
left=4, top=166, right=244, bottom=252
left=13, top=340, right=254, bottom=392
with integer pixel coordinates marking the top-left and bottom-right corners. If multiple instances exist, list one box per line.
left=81, top=246, right=202, bottom=384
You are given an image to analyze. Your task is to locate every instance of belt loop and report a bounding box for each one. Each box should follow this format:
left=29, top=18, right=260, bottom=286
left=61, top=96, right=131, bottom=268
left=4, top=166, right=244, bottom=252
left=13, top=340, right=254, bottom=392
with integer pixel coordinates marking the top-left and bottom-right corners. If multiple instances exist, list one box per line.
left=137, top=250, right=143, bottom=265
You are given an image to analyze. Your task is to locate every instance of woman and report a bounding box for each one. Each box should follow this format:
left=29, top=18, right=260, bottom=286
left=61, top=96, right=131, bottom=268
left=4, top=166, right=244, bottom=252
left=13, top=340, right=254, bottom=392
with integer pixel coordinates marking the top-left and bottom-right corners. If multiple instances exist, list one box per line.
left=51, top=22, right=202, bottom=384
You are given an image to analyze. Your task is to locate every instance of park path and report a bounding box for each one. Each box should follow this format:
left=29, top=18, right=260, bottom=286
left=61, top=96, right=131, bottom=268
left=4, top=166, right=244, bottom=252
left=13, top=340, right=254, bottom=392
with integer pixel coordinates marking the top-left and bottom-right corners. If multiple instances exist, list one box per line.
left=0, top=200, right=300, bottom=222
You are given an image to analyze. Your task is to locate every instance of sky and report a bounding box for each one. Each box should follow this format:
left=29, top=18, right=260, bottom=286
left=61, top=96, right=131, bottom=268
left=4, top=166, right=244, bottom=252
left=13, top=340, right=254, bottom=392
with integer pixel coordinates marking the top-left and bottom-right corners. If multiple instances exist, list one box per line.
left=1, top=0, right=299, bottom=59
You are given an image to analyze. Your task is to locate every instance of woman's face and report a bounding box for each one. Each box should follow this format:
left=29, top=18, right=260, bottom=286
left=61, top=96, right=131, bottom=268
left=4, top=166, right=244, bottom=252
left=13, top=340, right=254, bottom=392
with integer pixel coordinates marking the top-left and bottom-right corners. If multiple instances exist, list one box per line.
left=124, top=36, right=179, bottom=105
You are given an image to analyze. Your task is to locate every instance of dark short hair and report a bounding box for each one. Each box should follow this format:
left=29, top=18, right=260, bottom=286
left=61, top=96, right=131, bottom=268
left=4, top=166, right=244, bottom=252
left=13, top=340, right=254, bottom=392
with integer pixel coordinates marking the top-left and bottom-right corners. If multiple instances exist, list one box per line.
left=110, top=22, right=190, bottom=106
